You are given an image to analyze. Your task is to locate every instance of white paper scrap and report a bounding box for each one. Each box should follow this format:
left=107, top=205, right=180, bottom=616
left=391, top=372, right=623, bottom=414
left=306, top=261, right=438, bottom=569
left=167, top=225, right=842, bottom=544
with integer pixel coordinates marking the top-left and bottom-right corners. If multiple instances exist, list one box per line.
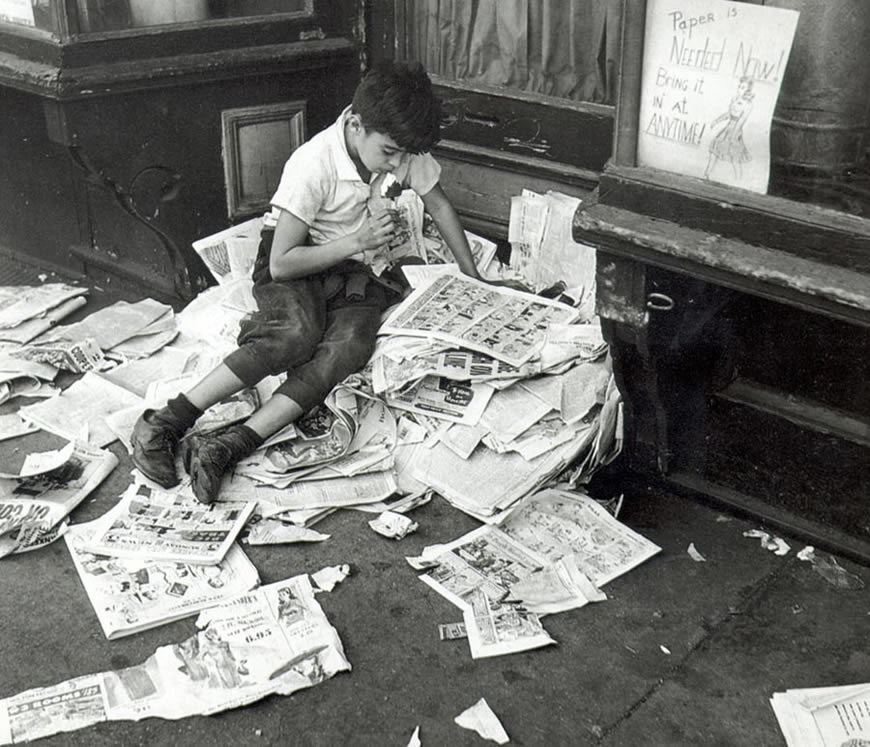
left=311, top=564, right=351, bottom=593
left=687, top=543, right=706, bottom=562
left=368, top=510, right=418, bottom=540
left=245, top=519, right=331, bottom=545
left=406, top=725, right=421, bottom=747
left=454, top=698, right=509, bottom=744
left=743, top=529, right=790, bottom=556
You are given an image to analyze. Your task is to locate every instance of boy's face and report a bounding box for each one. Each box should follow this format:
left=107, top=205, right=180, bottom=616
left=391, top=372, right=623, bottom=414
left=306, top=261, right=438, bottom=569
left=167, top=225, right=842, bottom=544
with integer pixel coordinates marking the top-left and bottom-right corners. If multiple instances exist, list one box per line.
left=347, top=115, right=406, bottom=175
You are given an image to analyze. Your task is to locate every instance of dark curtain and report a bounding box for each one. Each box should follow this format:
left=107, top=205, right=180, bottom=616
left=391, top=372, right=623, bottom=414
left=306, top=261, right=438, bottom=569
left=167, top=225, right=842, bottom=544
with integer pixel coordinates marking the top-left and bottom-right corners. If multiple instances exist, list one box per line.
left=408, top=0, right=622, bottom=104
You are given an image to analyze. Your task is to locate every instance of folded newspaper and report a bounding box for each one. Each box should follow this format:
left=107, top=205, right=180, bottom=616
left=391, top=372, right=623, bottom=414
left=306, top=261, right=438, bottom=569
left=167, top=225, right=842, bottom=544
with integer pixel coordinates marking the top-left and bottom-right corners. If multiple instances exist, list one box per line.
left=65, top=519, right=260, bottom=639
left=82, top=483, right=255, bottom=565
left=0, top=575, right=350, bottom=745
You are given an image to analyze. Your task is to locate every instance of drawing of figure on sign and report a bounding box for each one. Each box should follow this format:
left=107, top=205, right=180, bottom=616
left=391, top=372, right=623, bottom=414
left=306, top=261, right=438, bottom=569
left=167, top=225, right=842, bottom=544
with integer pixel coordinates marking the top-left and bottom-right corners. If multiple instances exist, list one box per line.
left=705, top=76, right=755, bottom=181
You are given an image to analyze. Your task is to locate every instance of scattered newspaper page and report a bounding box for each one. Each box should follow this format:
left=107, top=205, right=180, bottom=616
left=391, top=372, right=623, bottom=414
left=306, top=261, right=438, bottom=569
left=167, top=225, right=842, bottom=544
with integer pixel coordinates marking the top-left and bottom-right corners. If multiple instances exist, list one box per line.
left=0, top=442, right=118, bottom=558
left=65, top=520, right=260, bottom=639
left=20, top=372, right=143, bottom=447
left=244, top=518, right=330, bottom=545
left=83, top=483, right=255, bottom=565
left=42, top=298, right=173, bottom=352
left=0, top=576, right=349, bottom=745
left=497, top=487, right=661, bottom=587
left=0, top=283, right=88, bottom=330
left=418, top=525, right=547, bottom=610
left=380, top=274, right=579, bottom=367
left=508, top=190, right=549, bottom=289
left=771, top=682, right=870, bottom=747
left=506, top=554, right=607, bottom=616
left=192, top=217, right=263, bottom=285
left=175, top=278, right=254, bottom=354
left=463, top=588, right=555, bottom=659
left=0, top=292, right=86, bottom=344
left=410, top=426, right=596, bottom=520
left=254, top=471, right=398, bottom=516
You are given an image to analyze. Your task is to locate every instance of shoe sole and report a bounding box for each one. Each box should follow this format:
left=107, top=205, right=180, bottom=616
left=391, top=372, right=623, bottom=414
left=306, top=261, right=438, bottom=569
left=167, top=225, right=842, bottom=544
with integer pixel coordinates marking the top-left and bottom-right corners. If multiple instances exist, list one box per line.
left=186, top=438, right=221, bottom=504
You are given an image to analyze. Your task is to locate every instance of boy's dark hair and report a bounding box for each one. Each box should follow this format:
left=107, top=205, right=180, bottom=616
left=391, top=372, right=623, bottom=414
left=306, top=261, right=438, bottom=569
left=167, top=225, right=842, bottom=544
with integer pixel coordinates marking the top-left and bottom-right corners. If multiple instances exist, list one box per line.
left=351, top=61, right=442, bottom=154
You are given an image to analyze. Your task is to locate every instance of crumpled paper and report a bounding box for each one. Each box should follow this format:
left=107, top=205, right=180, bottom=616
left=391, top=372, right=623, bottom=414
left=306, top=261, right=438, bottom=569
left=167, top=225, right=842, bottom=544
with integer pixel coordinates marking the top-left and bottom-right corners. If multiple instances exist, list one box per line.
left=311, top=564, right=351, bottom=593
left=454, top=698, right=509, bottom=744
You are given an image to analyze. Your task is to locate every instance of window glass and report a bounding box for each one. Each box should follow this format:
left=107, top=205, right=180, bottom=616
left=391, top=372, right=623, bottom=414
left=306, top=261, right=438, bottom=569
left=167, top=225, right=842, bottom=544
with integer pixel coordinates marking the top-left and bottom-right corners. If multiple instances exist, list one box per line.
left=0, top=0, right=57, bottom=34
left=75, top=0, right=309, bottom=33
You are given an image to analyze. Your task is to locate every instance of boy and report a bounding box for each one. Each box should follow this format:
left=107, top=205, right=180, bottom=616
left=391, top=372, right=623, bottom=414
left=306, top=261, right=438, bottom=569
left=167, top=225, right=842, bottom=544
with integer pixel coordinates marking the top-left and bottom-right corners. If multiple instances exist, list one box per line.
left=131, top=61, right=482, bottom=503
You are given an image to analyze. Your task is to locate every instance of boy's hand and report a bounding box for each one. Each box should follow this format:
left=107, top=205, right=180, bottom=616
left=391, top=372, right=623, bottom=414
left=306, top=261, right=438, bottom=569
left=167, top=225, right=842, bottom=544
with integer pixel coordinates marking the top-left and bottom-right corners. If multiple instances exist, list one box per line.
left=356, top=210, right=396, bottom=251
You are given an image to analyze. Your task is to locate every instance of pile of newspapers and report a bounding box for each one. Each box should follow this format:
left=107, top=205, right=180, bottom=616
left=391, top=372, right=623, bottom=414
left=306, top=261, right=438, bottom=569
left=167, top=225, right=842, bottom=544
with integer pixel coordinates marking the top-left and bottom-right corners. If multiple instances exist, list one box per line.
left=185, top=188, right=623, bottom=529
left=0, top=189, right=637, bottom=743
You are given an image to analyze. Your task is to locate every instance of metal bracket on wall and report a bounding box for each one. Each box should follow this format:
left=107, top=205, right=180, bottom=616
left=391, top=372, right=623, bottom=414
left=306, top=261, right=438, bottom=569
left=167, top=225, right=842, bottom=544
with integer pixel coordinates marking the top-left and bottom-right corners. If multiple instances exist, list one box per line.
left=65, top=144, right=200, bottom=302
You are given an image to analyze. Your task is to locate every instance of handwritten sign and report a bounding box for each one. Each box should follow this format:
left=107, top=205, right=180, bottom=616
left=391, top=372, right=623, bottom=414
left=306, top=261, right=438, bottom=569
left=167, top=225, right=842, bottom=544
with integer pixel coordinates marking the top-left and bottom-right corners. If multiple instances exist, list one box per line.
left=637, top=0, right=799, bottom=193
left=0, top=0, right=34, bottom=27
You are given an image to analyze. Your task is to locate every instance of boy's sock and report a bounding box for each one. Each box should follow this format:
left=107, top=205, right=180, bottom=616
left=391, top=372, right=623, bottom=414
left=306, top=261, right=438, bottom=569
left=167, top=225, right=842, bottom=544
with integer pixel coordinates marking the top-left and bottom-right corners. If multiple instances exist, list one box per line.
left=184, top=424, right=264, bottom=504
left=131, top=394, right=203, bottom=488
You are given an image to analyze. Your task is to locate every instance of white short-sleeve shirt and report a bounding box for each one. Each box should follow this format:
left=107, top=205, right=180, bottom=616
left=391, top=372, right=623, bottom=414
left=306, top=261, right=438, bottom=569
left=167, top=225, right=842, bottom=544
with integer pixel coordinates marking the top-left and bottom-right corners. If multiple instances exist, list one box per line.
left=264, top=107, right=441, bottom=250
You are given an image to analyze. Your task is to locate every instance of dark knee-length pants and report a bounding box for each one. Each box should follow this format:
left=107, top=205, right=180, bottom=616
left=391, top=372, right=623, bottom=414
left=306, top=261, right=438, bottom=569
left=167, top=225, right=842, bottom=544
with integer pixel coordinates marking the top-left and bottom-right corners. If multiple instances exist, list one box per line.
left=223, top=252, right=399, bottom=412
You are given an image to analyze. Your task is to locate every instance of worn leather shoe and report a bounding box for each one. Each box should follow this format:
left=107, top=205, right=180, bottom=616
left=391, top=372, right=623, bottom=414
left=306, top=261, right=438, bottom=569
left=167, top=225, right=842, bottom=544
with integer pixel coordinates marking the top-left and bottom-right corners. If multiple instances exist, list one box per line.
left=131, top=408, right=187, bottom=487
left=184, top=424, right=263, bottom=504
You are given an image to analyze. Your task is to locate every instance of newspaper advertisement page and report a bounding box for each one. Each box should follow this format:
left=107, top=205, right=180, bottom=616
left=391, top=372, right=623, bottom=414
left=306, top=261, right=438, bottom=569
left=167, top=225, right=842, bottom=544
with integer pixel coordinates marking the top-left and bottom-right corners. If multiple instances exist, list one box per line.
left=418, top=525, right=547, bottom=610
left=387, top=376, right=494, bottom=426
left=65, top=520, right=260, bottom=639
left=498, top=487, right=661, bottom=587
left=463, top=588, right=555, bottom=659
left=83, top=484, right=255, bottom=565
left=381, top=274, right=579, bottom=367
left=0, top=576, right=349, bottom=744
left=0, top=674, right=110, bottom=746
left=0, top=442, right=118, bottom=557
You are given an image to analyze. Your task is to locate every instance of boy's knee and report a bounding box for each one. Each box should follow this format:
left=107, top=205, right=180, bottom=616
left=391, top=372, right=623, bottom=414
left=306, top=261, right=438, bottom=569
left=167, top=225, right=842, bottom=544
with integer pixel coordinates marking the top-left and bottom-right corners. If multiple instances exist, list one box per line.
left=238, top=315, right=321, bottom=374
left=323, top=334, right=376, bottom=376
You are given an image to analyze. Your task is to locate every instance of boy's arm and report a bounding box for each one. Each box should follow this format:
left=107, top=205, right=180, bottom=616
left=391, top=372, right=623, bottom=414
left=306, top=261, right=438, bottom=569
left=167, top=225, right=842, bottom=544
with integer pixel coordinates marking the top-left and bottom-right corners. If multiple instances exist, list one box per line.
left=269, top=209, right=396, bottom=281
left=421, top=183, right=481, bottom=279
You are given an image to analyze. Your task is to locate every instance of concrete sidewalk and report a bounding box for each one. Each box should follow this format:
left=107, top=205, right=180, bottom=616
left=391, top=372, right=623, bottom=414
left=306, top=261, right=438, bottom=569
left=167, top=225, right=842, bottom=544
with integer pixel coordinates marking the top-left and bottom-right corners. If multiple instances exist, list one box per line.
left=1, top=256, right=865, bottom=746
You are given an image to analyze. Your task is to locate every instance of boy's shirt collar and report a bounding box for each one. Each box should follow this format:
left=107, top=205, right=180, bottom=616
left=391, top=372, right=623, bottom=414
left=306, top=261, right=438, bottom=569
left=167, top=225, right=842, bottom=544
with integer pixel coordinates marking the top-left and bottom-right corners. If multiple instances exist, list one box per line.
left=333, top=106, right=367, bottom=183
